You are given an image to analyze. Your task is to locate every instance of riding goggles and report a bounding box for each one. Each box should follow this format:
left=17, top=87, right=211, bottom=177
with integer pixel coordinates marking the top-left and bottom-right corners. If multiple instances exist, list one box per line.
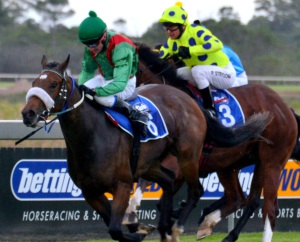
left=83, top=38, right=101, bottom=48
left=163, top=26, right=179, bottom=32
left=162, top=23, right=181, bottom=32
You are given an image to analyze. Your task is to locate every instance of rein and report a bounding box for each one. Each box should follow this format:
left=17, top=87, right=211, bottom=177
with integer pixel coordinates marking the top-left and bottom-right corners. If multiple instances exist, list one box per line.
left=138, top=64, right=166, bottom=85
left=138, top=59, right=182, bottom=86
left=15, top=117, right=58, bottom=145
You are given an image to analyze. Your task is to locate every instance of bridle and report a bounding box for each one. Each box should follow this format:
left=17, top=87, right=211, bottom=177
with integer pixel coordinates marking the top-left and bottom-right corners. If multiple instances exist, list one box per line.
left=17, top=69, right=85, bottom=145
left=137, top=58, right=183, bottom=86
left=26, top=68, right=85, bottom=119
left=42, top=69, right=85, bottom=117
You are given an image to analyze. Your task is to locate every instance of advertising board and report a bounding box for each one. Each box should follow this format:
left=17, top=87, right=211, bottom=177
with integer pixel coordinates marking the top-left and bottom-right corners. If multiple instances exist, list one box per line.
left=0, top=148, right=299, bottom=240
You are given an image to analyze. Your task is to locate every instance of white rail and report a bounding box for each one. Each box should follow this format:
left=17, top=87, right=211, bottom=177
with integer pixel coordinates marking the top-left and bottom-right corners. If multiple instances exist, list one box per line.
left=0, top=73, right=300, bottom=84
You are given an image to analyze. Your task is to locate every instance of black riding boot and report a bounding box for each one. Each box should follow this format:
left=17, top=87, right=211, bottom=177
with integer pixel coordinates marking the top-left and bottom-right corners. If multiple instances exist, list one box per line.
left=199, top=86, right=217, bottom=117
left=113, top=97, right=149, bottom=137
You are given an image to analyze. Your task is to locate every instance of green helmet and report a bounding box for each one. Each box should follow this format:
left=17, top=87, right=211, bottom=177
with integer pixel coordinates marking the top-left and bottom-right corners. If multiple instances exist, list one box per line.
left=78, top=11, right=107, bottom=43
left=159, top=2, right=188, bottom=25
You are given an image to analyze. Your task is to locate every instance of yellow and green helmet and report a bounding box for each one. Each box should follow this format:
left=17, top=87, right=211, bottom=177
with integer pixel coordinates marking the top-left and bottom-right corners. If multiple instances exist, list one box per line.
left=159, top=2, right=188, bottom=25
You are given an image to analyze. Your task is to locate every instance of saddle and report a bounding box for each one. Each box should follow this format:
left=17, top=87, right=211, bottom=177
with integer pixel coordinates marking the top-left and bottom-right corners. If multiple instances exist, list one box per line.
left=104, top=95, right=169, bottom=142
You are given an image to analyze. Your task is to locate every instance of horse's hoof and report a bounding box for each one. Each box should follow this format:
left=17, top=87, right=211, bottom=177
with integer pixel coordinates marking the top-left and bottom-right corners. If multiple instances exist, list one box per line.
left=171, top=224, right=184, bottom=242
left=221, top=238, right=233, bottom=242
left=196, top=227, right=212, bottom=240
left=136, top=224, right=156, bottom=235
left=160, top=234, right=172, bottom=242
left=171, top=235, right=180, bottom=242
left=122, top=211, right=139, bottom=225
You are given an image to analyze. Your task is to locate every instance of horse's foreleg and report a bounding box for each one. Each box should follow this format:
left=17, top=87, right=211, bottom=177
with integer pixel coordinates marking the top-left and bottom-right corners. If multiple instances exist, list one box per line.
left=261, top=167, right=283, bottom=242
left=197, top=169, right=247, bottom=240
left=123, top=178, right=151, bottom=226
left=196, top=197, right=226, bottom=240
left=174, top=154, right=202, bottom=241
left=110, top=181, right=135, bottom=240
left=83, top=192, right=112, bottom=227
left=221, top=165, right=263, bottom=242
left=198, top=196, right=227, bottom=225
left=221, top=193, right=261, bottom=242
left=144, top=165, right=175, bottom=242
left=110, top=181, right=148, bottom=242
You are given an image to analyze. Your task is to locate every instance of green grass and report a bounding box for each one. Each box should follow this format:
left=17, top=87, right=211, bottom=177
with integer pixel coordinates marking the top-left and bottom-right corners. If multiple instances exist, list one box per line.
left=0, top=99, right=24, bottom=119
left=0, top=81, right=14, bottom=88
left=82, top=232, right=300, bottom=242
left=269, top=84, right=300, bottom=92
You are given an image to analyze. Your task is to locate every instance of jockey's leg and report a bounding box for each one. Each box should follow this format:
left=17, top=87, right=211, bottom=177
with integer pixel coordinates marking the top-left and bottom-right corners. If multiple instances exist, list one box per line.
left=199, top=86, right=216, bottom=117
left=113, top=97, right=149, bottom=137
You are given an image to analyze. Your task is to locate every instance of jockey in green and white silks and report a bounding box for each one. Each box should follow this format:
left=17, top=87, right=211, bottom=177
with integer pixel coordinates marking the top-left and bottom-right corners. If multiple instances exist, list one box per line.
left=78, top=10, right=148, bottom=136
left=158, top=2, right=237, bottom=117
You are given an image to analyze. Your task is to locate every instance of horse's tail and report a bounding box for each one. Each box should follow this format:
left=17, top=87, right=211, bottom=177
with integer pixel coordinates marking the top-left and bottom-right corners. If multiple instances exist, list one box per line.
left=204, top=110, right=272, bottom=147
left=290, top=108, right=300, bottom=160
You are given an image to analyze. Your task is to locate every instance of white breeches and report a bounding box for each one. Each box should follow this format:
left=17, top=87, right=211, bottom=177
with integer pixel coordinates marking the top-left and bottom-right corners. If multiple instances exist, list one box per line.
left=231, top=71, right=248, bottom=87
left=177, top=62, right=236, bottom=89
left=84, top=75, right=136, bottom=107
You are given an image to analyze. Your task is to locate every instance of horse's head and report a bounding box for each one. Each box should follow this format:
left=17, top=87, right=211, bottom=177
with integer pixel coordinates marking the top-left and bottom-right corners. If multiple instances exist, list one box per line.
left=136, top=42, right=187, bottom=88
left=22, top=55, right=80, bottom=127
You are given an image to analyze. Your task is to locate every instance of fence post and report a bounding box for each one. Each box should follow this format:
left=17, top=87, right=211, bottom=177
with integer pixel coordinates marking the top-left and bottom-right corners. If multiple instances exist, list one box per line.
left=228, top=213, right=234, bottom=233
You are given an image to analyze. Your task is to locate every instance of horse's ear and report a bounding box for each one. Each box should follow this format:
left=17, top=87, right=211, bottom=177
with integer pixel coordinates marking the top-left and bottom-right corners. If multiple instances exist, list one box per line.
left=59, top=54, right=70, bottom=72
left=41, top=55, right=47, bottom=68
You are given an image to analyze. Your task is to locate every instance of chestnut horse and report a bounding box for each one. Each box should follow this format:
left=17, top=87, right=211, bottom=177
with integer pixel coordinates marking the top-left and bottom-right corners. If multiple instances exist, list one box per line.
left=20, top=55, right=269, bottom=242
left=130, top=43, right=299, bottom=242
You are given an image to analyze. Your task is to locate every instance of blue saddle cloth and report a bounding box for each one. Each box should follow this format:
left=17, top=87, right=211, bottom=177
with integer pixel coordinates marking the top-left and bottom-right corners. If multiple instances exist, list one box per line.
left=103, top=96, right=169, bottom=142
left=211, top=89, right=245, bottom=127
left=188, top=85, right=245, bottom=127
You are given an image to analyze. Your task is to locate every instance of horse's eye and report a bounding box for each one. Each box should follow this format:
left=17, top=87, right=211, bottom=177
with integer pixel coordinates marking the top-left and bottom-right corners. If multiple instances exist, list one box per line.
left=50, top=82, right=58, bottom=89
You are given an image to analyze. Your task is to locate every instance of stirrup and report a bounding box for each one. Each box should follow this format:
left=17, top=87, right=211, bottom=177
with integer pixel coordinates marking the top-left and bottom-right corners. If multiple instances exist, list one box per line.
left=129, top=110, right=149, bottom=137
left=129, top=110, right=149, bottom=125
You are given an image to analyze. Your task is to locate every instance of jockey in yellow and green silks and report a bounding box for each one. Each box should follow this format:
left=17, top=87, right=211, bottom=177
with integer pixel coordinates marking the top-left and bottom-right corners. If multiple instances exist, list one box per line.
left=158, top=2, right=237, bottom=117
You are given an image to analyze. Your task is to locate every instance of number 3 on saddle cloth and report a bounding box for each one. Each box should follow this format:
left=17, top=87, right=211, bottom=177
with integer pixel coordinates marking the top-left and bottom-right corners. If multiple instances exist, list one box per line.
left=187, top=84, right=245, bottom=128
left=187, top=85, right=247, bottom=169
left=103, top=96, right=169, bottom=142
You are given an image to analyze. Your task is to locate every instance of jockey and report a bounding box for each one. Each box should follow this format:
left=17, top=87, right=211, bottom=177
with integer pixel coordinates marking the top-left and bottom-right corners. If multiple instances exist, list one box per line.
left=193, top=20, right=248, bottom=87
left=77, top=10, right=148, bottom=136
left=158, top=2, right=237, bottom=117
left=157, top=41, right=248, bottom=87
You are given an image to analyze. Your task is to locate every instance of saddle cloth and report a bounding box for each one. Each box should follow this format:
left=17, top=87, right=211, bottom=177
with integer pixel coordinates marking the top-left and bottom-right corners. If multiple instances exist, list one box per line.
left=104, top=96, right=169, bottom=142
left=187, top=84, right=245, bottom=127
left=211, top=88, right=245, bottom=127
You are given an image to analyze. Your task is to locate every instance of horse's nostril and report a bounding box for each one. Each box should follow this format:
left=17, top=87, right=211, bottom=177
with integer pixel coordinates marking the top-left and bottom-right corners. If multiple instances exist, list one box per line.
left=22, top=110, right=35, bottom=119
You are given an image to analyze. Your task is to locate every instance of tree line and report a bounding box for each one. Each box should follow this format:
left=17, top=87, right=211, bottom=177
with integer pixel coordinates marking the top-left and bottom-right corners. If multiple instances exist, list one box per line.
left=0, top=0, right=300, bottom=76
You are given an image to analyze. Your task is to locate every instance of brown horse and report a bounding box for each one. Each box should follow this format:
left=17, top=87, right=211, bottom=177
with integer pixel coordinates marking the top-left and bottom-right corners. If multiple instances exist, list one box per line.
left=20, top=55, right=269, bottom=242
left=133, top=43, right=299, bottom=242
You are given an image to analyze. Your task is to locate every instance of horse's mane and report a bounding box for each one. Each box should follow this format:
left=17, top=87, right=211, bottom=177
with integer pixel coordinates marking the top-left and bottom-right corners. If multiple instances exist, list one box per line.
left=135, top=42, right=187, bottom=87
left=45, top=61, right=60, bottom=68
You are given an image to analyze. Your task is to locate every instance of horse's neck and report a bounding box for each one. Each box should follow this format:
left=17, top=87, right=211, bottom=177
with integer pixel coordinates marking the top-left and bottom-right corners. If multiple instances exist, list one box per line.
left=58, top=101, right=109, bottom=145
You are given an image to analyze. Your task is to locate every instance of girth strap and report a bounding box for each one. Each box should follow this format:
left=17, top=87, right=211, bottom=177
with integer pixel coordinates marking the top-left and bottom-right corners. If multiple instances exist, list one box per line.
left=130, top=123, right=141, bottom=177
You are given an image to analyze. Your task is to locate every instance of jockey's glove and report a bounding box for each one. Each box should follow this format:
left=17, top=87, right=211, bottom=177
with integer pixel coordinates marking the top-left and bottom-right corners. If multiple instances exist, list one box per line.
left=78, top=85, right=96, bottom=100
left=178, top=46, right=191, bottom=59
